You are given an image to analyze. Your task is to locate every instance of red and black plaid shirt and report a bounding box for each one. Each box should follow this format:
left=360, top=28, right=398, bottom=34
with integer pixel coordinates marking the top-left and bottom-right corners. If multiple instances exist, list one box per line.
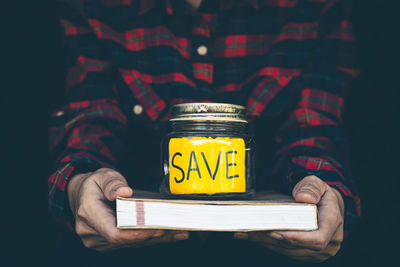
left=48, top=0, right=361, bottom=235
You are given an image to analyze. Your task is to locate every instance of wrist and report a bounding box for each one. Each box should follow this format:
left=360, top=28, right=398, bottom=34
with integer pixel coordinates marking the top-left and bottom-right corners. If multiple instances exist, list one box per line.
left=330, top=186, right=345, bottom=216
left=67, top=172, right=93, bottom=216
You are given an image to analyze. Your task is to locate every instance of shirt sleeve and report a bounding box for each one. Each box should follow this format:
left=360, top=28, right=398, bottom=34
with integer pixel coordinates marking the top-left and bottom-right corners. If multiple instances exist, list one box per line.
left=269, top=0, right=361, bottom=236
left=48, top=0, right=128, bottom=226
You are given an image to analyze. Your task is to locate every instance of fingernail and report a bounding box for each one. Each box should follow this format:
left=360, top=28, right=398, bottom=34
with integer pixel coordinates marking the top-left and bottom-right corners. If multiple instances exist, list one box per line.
left=269, top=232, right=284, bottom=240
left=234, top=232, right=249, bottom=240
left=174, top=233, right=189, bottom=240
left=152, top=230, right=165, bottom=237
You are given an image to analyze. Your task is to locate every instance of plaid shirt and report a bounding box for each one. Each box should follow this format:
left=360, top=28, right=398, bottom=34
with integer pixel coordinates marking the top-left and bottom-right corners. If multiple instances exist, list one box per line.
left=48, top=0, right=361, bottom=235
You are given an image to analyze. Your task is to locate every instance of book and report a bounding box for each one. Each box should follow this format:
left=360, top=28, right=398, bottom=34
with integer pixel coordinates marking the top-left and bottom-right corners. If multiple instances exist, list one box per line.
left=116, top=190, right=318, bottom=232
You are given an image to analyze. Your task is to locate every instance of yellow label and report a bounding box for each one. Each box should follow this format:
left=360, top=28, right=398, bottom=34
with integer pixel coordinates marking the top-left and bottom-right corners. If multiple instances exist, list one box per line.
left=169, top=137, right=246, bottom=194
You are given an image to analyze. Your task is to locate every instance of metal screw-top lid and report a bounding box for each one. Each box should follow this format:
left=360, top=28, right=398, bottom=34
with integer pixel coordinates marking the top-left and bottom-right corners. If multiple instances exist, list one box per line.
left=170, top=103, right=247, bottom=123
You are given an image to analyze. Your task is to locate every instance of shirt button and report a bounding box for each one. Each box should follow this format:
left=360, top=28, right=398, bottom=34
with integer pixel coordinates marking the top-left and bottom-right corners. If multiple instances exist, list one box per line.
left=133, top=104, right=143, bottom=115
left=197, top=45, right=208, bottom=56
left=55, top=111, right=64, bottom=117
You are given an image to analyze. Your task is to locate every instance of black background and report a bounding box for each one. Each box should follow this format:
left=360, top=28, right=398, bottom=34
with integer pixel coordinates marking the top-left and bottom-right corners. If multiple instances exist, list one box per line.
left=4, top=0, right=399, bottom=266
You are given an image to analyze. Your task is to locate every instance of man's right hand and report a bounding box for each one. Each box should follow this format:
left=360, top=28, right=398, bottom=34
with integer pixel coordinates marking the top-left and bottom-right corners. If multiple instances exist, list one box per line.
left=67, top=168, right=190, bottom=251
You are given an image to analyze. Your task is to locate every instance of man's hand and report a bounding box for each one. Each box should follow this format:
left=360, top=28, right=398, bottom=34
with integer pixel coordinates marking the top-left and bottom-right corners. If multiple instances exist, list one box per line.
left=68, top=168, right=189, bottom=251
left=234, top=175, right=345, bottom=262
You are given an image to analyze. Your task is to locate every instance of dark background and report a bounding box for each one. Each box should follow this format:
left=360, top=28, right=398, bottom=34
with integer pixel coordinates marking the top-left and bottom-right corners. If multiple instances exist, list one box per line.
left=4, top=0, right=399, bottom=266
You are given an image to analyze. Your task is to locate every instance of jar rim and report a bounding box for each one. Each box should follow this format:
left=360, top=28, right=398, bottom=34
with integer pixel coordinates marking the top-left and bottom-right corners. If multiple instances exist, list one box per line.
left=170, top=103, right=247, bottom=123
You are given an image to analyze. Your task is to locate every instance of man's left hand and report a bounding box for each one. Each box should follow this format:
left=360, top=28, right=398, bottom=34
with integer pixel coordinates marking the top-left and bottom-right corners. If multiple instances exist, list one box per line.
left=234, top=175, right=345, bottom=262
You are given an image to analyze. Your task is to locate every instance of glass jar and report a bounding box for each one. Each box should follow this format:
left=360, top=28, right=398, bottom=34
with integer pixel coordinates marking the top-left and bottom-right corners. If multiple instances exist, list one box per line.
left=160, top=103, right=255, bottom=199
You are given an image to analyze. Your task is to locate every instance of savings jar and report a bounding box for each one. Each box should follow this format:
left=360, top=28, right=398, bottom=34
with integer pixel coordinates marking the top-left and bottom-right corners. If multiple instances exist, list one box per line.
left=160, top=103, right=255, bottom=199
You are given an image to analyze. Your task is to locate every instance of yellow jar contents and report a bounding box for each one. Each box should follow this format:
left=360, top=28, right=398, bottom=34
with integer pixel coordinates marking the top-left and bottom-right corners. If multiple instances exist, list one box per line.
left=169, top=137, right=246, bottom=194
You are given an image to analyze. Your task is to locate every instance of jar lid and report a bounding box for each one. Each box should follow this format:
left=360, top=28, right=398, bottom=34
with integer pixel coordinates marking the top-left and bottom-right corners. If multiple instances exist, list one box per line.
left=170, top=103, right=247, bottom=123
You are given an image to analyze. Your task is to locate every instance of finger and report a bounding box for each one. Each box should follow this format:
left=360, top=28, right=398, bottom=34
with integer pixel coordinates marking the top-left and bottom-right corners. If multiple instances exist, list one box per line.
left=292, top=175, right=328, bottom=204
left=246, top=232, right=301, bottom=250
left=78, top=218, right=180, bottom=250
left=273, top=190, right=342, bottom=250
left=235, top=231, right=291, bottom=250
left=76, top=219, right=166, bottom=246
left=94, top=169, right=133, bottom=201
left=117, top=229, right=190, bottom=245
left=104, top=230, right=189, bottom=250
left=75, top=220, right=114, bottom=250
left=78, top=192, right=165, bottom=246
left=172, top=231, right=190, bottom=241
left=234, top=232, right=249, bottom=240
left=270, top=241, right=340, bottom=262
left=142, top=230, right=190, bottom=245
left=237, top=231, right=339, bottom=262
left=75, top=218, right=98, bottom=238
left=249, top=232, right=338, bottom=262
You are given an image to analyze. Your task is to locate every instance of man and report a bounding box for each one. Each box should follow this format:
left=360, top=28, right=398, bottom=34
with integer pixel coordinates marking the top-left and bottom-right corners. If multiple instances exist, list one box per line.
left=48, top=0, right=361, bottom=263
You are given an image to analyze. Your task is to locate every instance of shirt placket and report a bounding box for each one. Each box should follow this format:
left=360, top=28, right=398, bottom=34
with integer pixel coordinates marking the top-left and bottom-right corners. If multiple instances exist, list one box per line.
left=191, top=14, right=216, bottom=100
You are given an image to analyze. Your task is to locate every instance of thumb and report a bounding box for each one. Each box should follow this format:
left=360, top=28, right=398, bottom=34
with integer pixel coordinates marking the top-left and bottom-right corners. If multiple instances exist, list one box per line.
left=292, top=175, right=328, bottom=204
left=96, top=169, right=133, bottom=201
